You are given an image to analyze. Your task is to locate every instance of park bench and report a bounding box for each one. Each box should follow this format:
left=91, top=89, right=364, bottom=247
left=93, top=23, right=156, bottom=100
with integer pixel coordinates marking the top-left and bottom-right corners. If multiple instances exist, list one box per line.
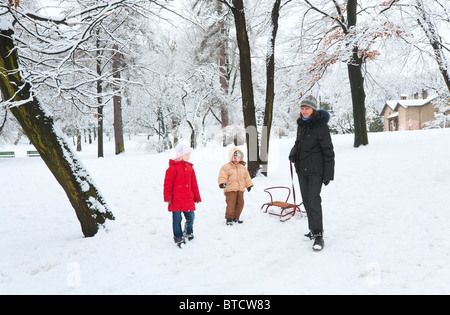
left=27, top=150, right=40, bottom=157
left=0, top=151, right=15, bottom=158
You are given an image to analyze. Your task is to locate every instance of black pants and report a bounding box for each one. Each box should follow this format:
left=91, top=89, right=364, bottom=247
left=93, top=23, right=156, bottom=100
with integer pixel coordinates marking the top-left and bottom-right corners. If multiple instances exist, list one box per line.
left=298, top=175, right=323, bottom=233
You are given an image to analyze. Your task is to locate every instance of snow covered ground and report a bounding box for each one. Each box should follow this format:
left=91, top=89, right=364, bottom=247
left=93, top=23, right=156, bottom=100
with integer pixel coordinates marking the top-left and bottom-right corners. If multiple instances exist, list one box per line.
left=1, top=129, right=449, bottom=295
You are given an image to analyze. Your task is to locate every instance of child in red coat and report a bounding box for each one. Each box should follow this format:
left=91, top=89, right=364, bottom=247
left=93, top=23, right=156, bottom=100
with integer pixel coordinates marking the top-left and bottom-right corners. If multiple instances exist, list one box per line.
left=164, top=143, right=201, bottom=247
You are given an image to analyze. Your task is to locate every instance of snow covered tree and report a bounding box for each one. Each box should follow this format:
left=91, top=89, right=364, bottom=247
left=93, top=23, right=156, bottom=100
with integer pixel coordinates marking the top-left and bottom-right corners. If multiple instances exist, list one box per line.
left=261, top=0, right=291, bottom=176
left=192, top=0, right=234, bottom=146
left=393, top=0, right=450, bottom=94
left=219, top=0, right=260, bottom=177
left=300, top=0, right=404, bottom=147
left=413, top=0, right=450, bottom=93
left=112, top=44, right=125, bottom=155
left=0, top=0, right=170, bottom=236
left=0, top=27, right=115, bottom=237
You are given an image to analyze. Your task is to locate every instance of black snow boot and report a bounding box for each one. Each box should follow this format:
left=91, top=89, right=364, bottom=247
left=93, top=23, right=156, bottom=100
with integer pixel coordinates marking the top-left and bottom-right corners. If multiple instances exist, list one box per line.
left=304, top=231, right=313, bottom=240
left=226, top=218, right=234, bottom=226
left=312, top=231, right=324, bottom=251
left=184, top=232, right=194, bottom=241
left=183, top=224, right=194, bottom=241
left=174, top=237, right=186, bottom=248
left=233, top=218, right=243, bottom=224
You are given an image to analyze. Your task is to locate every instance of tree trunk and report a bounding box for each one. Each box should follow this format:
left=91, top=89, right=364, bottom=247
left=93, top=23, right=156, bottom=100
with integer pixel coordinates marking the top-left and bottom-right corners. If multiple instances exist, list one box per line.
left=76, top=129, right=82, bottom=152
left=347, top=0, right=368, bottom=147
left=97, top=105, right=104, bottom=157
left=261, top=0, right=281, bottom=176
left=187, top=120, right=196, bottom=149
left=0, top=28, right=115, bottom=238
left=96, top=36, right=104, bottom=158
left=230, top=0, right=260, bottom=178
left=113, top=44, right=125, bottom=155
left=217, top=1, right=231, bottom=146
left=0, top=107, right=7, bottom=136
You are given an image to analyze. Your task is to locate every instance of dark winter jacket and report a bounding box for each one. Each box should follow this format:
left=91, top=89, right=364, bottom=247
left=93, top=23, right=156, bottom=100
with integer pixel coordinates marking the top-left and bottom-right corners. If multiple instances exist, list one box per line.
left=164, top=159, right=202, bottom=212
left=289, top=110, right=335, bottom=181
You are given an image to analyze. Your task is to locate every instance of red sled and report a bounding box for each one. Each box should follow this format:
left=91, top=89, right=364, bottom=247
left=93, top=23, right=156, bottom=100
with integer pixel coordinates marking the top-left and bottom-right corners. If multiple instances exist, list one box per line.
left=260, top=186, right=305, bottom=222
left=260, top=163, right=305, bottom=222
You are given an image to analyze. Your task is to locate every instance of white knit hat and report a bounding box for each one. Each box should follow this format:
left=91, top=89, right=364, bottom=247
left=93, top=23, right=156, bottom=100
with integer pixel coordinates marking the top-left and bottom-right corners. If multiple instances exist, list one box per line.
left=175, top=143, right=192, bottom=158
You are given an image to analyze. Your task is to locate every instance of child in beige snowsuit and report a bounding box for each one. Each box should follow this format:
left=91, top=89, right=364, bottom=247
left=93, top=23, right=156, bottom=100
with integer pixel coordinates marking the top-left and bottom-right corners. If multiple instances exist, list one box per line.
left=218, top=148, right=254, bottom=225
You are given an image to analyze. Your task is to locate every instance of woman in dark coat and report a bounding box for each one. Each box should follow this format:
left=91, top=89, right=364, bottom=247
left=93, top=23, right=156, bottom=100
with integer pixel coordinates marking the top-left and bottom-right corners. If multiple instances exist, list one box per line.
left=289, top=95, right=335, bottom=251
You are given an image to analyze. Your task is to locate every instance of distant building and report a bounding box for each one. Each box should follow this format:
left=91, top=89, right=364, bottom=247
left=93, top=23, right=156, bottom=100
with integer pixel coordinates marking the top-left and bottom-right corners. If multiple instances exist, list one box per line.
left=380, top=91, right=446, bottom=131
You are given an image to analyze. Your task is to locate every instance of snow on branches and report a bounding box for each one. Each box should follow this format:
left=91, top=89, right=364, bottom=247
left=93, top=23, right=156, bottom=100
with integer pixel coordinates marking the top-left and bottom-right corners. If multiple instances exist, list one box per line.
left=0, top=0, right=162, bottom=110
left=303, top=0, right=409, bottom=86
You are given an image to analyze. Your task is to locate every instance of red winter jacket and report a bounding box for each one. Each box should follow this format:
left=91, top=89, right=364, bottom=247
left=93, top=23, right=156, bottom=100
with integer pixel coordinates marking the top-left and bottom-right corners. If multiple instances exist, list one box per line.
left=164, top=159, right=201, bottom=212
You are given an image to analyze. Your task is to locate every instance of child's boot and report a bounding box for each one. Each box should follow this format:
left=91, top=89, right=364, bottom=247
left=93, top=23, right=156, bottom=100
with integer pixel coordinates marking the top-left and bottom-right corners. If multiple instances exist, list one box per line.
left=183, top=231, right=194, bottom=241
left=174, top=237, right=186, bottom=248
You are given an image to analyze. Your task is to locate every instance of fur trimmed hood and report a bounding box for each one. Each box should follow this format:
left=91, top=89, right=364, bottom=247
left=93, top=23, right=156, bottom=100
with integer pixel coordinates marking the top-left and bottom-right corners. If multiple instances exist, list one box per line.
left=228, top=147, right=246, bottom=165
left=297, top=109, right=330, bottom=129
